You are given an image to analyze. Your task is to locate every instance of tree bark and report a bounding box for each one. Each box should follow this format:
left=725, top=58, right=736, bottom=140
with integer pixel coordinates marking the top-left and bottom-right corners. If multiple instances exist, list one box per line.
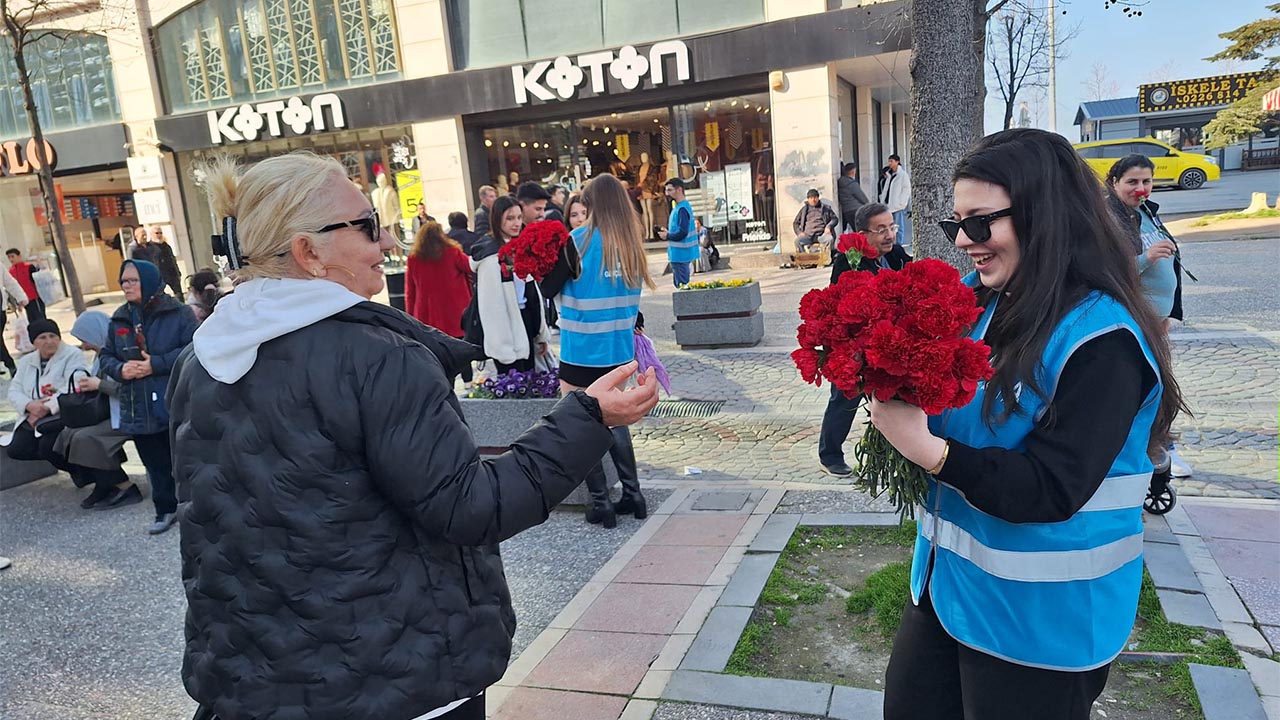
left=4, top=22, right=87, bottom=314
left=909, top=0, right=988, bottom=270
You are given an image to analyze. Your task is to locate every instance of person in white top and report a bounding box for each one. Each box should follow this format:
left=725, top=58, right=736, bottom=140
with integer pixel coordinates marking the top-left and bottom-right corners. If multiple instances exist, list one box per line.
left=878, top=154, right=912, bottom=250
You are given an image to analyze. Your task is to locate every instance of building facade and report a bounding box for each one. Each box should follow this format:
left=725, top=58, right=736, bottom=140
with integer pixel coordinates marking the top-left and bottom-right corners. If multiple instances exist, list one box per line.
left=3, top=0, right=914, bottom=291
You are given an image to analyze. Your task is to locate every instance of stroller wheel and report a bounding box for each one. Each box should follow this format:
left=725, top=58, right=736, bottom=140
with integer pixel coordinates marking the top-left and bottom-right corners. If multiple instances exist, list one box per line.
left=1144, top=485, right=1177, bottom=515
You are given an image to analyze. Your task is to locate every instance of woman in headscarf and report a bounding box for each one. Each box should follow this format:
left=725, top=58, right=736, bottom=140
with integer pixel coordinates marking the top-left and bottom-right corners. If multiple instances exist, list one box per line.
left=99, top=259, right=198, bottom=535
left=54, top=311, right=139, bottom=509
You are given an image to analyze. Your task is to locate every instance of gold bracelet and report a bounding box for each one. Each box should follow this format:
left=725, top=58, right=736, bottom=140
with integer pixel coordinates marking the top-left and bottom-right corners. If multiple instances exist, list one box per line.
left=927, top=441, right=950, bottom=476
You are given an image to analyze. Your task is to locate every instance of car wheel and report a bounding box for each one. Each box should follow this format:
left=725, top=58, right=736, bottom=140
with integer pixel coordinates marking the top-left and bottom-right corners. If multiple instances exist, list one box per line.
left=1179, top=168, right=1207, bottom=190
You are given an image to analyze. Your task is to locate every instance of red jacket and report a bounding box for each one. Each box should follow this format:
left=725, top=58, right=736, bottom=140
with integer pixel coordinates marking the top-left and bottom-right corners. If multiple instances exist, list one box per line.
left=404, top=247, right=473, bottom=338
left=9, top=262, right=39, bottom=302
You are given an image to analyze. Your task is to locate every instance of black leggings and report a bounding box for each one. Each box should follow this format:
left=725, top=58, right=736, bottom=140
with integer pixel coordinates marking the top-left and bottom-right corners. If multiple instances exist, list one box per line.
left=884, top=590, right=1110, bottom=720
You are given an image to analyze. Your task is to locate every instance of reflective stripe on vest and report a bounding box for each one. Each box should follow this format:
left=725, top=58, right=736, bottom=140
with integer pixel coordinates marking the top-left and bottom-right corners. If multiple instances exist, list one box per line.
left=558, top=317, right=638, bottom=334
left=559, top=294, right=642, bottom=312
left=560, top=226, right=642, bottom=366
left=1078, top=472, right=1151, bottom=513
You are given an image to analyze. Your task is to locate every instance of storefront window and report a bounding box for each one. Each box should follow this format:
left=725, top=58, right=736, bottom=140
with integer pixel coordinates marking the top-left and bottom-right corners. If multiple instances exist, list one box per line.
left=156, top=0, right=401, bottom=114
left=0, top=32, right=120, bottom=139
left=478, top=92, right=775, bottom=243
left=447, top=0, right=764, bottom=70
left=1152, top=126, right=1205, bottom=150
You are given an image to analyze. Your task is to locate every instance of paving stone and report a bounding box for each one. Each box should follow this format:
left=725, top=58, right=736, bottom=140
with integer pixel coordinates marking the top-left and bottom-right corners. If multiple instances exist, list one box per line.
left=522, top=630, right=666, bottom=695
left=652, top=702, right=817, bottom=720
left=617, top=545, right=728, bottom=585
left=574, top=583, right=703, bottom=635
left=828, top=685, right=885, bottom=720
left=1185, top=505, right=1280, bottom=543
left=1241, top=654, right=1280, bottom=700
left=663, top=670, right=833, bottom=717
left=1259, top=625, right=1280, bottom=655
left=650, top=515, right=750, bottom=546
left=681, top=606, right=753, bottom=672
left=1226, top=622, right=1278, bottom=655
left=1188, top=664, right=1268, bottom=720
left=718, top=553, right=782, bottom=608
left=749, top=515, right=800, bottom=553
left=1145, top=541, right=1203, bottom=593
left=1157, top=589, right=1222, bottom=630
left=692, top=492, right=754, bottom=511
left=1205, top=538, right=1280, bottom=583
left=1143, top=514, right=1180, bottom=545
left=490, top=687, right=628, bottom=720
left=1232, top=578, right=1280, bottom=626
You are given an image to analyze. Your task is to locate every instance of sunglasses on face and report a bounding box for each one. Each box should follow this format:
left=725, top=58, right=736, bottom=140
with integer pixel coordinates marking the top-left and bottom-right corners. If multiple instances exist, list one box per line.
left=317, top=210, right=381, bottom=243
left=938, top=208, right=1013, bottom=244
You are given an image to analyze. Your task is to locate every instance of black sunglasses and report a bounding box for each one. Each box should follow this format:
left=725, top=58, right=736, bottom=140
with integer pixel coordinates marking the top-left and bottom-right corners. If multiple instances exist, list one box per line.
left=939, top=208, right=1013, bottom=244
left=316, top=210, right=381, bottom=243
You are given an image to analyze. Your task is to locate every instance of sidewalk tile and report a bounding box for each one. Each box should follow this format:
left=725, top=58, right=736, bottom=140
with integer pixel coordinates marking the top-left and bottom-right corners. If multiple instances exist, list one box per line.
left=828, top=685, right=885, bottom=720
left=1188, top=664, right=1268, bottom=720
left=1232, top=578, right=1280, bottom=626
left=652, top=634, right=697, bottom=671
left=1241, top=654, right=1280, bottom=700
left=522, top=630, right=666, bottom=695
left=707, top=546, right=748, bottom=587
left=649, top=515, right=749, bottom=546
left=574, top=583, right=702, bottom=635
left=616, top=545, right=728, bottom=585
left=662, top=670, right=834, bottom=716
left=654, top=488, right=694, bottom=516
left=719, top=552, right=782, bottom=607
left=1225, top=622, right=1275, bottom=656
left=1260, top=625, right=1280, bottom=655
left=753, top=488, right=786, bottom=515
left=681, top=605, right=753, bottom=671
left=619, top=699, right=659, bottom=720
left=1145, top=541, right=1202, bottom=592
left=673, top=585, right=727, bottom=635
left=1206, top=538, right=1280, bottom=583
left=1184, top=504, right=1280, bottom=544
left=732, top=514, right=769, bottom=546
left=1157, top=589, right=1222, bottom=630
left=633, top=670, right=673, bottom=699
left=750, top=514, right=801, bottom=553
left=691, top=491, right=753, bottom=511
left=1143, top=514, right=1179, bottom=545
left=498, top=627, right=567, bottom=687
left=490, top=687, right=627, bottom=720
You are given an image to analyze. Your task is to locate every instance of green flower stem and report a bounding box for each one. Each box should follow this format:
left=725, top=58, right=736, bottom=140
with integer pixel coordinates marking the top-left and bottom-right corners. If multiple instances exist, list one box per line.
left=853, top=424, right=931, bottom=520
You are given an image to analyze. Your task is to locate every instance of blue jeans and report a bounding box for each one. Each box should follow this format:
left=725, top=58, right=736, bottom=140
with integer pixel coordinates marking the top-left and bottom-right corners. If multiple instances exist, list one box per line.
left=818, top=384, right=864, bottom=467
left=894, top=209, right=910, bottom=249
left=671, top=261, right=691, bottom=287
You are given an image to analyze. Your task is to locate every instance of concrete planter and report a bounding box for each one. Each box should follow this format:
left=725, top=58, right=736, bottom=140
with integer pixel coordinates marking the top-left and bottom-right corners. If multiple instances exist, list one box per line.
left=458, top=397, right=617, bottom=506
left=673, top=282, right=765, bottom=349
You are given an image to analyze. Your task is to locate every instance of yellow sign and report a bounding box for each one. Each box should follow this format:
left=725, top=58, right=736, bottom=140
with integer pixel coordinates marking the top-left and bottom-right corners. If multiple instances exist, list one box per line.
left=1140, top=71, right=1271, bottom=113
left=396, top=170, right=423, bottom=221
left=615, top=134, right=631, bottom=161
left=705, top=121, right=721, bottom=151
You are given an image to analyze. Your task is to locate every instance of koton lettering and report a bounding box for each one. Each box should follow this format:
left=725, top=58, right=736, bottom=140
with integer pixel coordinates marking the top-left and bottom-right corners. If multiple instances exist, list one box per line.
left=512, top=40, right=691, bottom=104
left=208, top=93, right=346, bottom=144
left=0, top=138, right=57, bottom=177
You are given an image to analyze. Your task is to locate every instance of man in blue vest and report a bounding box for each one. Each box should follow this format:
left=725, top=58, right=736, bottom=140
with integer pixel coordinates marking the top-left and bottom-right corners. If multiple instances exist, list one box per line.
left=659, top=178, right=699, bottom=287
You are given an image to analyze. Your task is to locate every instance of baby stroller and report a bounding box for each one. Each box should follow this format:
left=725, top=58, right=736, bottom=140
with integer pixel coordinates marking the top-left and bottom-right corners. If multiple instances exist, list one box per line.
left=1143, top=455, right=1176, bottom=515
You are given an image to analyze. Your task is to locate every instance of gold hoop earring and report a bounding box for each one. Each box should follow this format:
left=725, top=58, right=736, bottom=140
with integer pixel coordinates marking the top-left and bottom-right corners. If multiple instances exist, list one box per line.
left=322, top=264, right=358, bottom=282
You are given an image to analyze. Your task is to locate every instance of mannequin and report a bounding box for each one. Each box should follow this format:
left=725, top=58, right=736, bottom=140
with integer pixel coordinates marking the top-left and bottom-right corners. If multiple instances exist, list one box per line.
left=370, top=172, right=402, bottom=242
left=496, top=173, right=509, bottom=196
left=637, top=152, right=659, bottom=239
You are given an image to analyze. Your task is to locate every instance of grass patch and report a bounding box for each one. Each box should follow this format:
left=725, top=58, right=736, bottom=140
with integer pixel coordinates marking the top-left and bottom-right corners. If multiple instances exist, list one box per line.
left=1129, top=569, right=1244, bottom=715
left=725, top=619, right=773, bottom=676
left=845, top=561, right=912, bottom=639
left=1191, top=208, right=1280, bottom=226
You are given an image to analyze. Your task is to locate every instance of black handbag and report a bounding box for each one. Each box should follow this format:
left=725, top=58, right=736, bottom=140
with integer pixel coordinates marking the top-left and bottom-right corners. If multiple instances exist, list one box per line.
left=59, top=369, right=111, bottom=428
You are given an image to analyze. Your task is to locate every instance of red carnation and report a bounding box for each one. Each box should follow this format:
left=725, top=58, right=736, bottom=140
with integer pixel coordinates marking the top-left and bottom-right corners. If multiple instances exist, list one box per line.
left=498, top=220, right=571, bottom=282
left=116, top=327, right=130, bottom=336
left=835, top=231, right=878, bottom=268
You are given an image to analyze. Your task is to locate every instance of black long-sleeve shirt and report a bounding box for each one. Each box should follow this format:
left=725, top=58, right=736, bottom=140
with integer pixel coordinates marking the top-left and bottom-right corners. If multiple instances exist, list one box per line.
left=936, top=329, right=1157, bottom=524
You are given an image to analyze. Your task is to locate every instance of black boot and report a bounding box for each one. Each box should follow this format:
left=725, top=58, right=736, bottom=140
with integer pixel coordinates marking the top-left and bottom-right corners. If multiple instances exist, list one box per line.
left=609, top=427, right=646, bottom=520
left=583, top=463, right=616, bottom=528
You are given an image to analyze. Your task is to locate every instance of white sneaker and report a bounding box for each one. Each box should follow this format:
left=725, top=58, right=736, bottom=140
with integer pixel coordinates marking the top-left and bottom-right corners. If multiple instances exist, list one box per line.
left=1168, top=446, right=1193, bottom=477
left=0, top=556, right=11, bottom=570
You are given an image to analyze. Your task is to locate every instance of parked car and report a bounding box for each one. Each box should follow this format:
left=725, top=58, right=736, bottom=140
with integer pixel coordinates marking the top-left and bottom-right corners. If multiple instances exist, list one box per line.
left=1074, top=138, right=1221, bottom=190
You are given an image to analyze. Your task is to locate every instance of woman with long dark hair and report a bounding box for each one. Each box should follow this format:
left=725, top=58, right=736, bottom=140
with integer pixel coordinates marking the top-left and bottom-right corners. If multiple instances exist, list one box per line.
left=871, top=129, right=1185, bottom=720
left=405, top=221, right=472, bottom=338
left=470, top=195, right=549, bottom=373
left=563, top=193, right=588, bottom=231
left=553, top=174, right=655, bottom=527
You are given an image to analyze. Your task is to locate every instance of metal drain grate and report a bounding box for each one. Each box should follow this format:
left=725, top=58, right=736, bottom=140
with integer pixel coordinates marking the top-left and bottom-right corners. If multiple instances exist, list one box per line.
left=648, top=399, right=726, bottom=419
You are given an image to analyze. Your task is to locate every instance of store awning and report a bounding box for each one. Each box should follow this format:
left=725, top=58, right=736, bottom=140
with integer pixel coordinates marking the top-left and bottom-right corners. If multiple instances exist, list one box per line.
left=1263, top=87, right=1280, bottom=112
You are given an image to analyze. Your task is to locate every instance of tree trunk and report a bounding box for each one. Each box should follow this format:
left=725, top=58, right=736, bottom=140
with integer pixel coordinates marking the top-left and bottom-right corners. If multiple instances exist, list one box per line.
left=909, top=0, right=988, bottom=270
left=8, top=33, right=87, bottom=314
left=1003, top=97, right=1015, bottom=129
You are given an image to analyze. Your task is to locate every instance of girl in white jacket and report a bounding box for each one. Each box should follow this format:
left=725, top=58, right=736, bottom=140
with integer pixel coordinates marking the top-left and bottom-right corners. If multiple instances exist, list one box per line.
left=469, top=196, right=549, bottom=373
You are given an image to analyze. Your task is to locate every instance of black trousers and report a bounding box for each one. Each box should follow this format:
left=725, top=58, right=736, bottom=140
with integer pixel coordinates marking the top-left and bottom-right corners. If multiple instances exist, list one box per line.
left=24, top=296, right=47, bottom=323
left=5, top=419, right=125, bottom=488
left=818, top=384, right=863, bottom=467
left=192, top=692, right=485, bottom=720
left=884, top=590, right=1111, bottom=720
left=0, top=310, right=14, bottom=370
left=134, top=431, right=177, bottom=515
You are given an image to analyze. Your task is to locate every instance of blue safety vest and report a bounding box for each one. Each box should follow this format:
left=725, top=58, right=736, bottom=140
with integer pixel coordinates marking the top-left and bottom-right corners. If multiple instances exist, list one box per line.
left=559, top=226, right=642, bottom=368
left=913, top=278, right=1162, bottom=671
left=667, top=200, right=699, bottom=263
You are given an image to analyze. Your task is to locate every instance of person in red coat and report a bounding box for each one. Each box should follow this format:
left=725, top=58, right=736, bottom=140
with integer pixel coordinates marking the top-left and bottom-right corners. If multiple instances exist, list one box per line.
left=405, top=221, right=473, bottom=338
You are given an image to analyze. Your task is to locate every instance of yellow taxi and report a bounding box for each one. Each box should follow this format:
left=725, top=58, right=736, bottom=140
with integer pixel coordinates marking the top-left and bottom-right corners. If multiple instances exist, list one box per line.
left=1073, top=138, right=1220, bottom=190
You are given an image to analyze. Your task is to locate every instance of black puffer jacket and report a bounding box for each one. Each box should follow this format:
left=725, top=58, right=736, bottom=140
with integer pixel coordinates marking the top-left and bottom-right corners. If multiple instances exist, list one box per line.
left=168, top=301, right=614, bottom=720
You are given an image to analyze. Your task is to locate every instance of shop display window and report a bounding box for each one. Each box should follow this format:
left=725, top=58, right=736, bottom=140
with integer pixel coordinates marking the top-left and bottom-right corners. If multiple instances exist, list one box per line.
left=478, top=93, right=775, bottom=244
left=447, top=0, right=764, bottom=70
left=0, top=32, right=120, bottom=139
left=156, top=0, right=401, bottom=114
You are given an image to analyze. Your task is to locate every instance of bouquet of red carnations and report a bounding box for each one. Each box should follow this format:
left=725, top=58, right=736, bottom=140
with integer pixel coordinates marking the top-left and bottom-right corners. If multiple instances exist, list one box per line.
left=498, top=220, right=571, bottom=282
left=792, top=257, right=994, bottom=516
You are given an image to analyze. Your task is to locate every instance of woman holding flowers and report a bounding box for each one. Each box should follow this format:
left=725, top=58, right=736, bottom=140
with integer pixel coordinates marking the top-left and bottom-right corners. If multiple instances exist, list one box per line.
left=872, top=129, right=1184, bottom=719
left=470, top=195, right=550, bottom=373
left=555, top=174, right=655, bottom=528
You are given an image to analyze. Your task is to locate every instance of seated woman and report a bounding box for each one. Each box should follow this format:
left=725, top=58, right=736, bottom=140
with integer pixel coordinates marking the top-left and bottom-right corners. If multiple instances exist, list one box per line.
left=5, top=320, right=138, bottom=508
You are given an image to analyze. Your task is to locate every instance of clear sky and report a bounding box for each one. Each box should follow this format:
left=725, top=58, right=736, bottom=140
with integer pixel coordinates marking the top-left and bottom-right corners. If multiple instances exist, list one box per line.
left=982, top=0, right=1274, bottom=137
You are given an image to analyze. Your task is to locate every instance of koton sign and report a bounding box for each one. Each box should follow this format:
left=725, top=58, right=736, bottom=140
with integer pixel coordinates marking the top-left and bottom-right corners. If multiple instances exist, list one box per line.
left=512, top=40, right=691, bottom=105
left=208, top=93, right=347, bottom=144
left=0, top=138, right=57, bottom=177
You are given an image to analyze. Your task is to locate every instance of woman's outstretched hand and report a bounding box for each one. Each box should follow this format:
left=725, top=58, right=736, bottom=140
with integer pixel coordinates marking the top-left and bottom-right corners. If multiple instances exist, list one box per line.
left=585, top=361, right=660, bottom=427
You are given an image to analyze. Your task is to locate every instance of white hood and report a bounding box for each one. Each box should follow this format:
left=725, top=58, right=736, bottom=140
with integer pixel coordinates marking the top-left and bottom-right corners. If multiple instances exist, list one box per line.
left=193, top=277, right=364, bottom=384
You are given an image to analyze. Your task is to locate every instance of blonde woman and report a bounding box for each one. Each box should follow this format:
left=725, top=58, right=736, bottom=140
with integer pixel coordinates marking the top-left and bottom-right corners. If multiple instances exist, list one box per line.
left=557, top=173, right=656, bottom=527
left=167, top=151, right=659, bottom=720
